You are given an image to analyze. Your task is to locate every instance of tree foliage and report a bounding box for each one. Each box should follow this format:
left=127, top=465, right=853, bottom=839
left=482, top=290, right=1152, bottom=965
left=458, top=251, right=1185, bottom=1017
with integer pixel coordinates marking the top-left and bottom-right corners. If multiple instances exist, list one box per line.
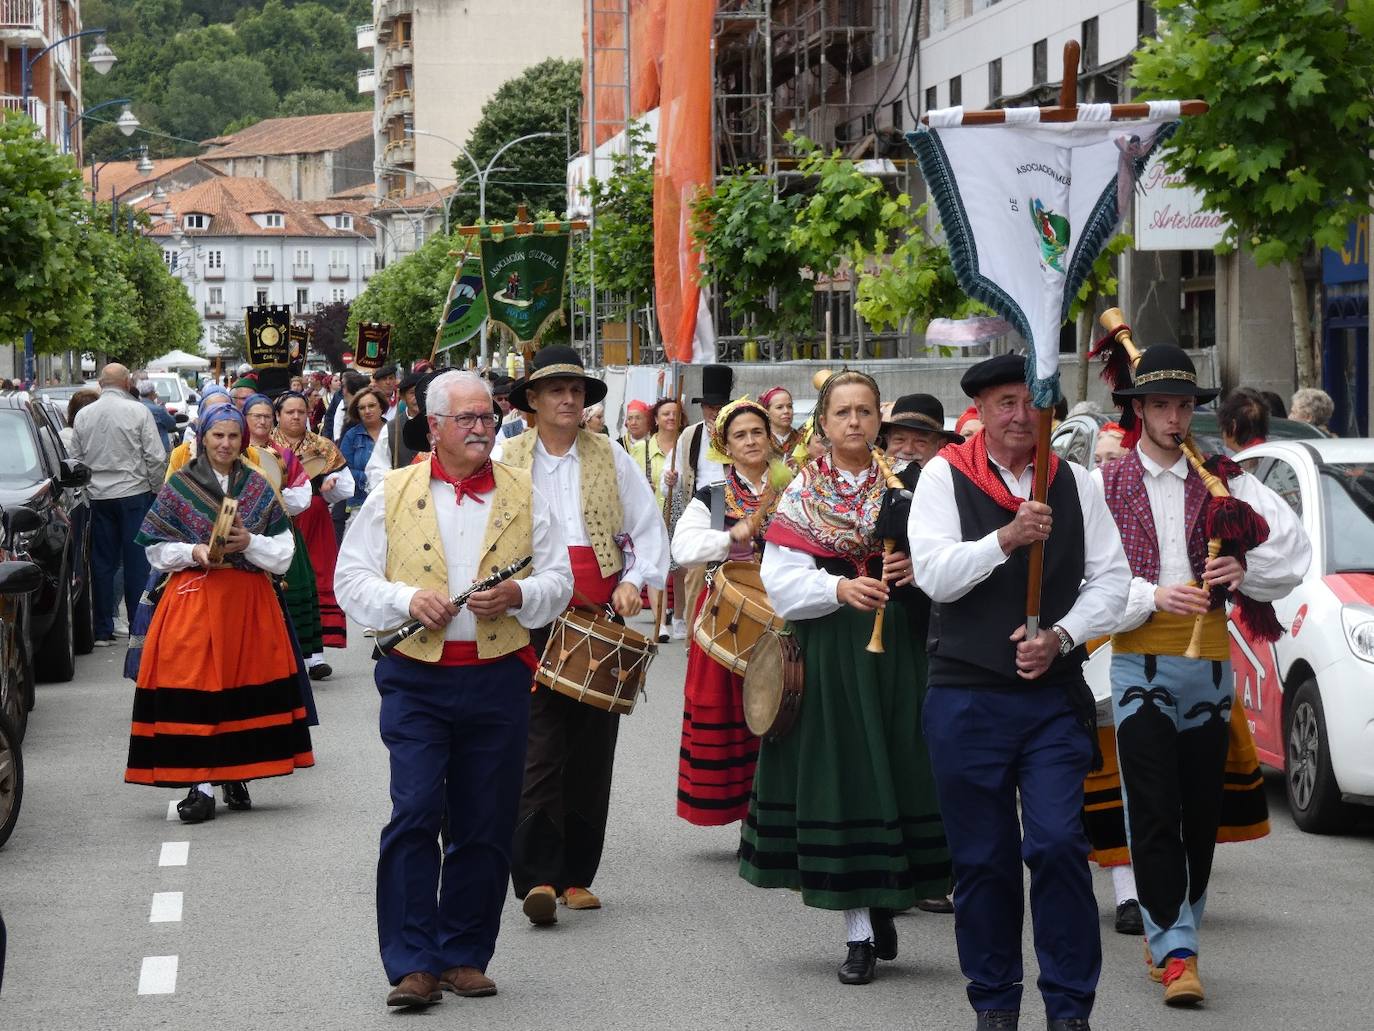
left=571, top=120, right=655, bottom=306
left=304, top=300, right=353, bottom=371
left=347, top=232, right=461, bottom=364
left=1131, top=0, right=1374, bottom=385
left=449, top=59, right=582, bottom=226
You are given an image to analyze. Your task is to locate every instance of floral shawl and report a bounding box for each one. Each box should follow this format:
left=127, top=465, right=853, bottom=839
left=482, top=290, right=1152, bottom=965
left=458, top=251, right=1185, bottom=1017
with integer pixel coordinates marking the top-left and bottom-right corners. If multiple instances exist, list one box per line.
left=271, top=427, right=346, bottom=481
left=764, top=453, right=885, bottom=571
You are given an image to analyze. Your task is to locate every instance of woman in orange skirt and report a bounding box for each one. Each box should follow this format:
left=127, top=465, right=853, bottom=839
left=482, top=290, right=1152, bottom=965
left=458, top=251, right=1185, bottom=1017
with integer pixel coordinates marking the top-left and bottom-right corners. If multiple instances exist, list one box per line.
left=125, top=406, right=314, bottom=824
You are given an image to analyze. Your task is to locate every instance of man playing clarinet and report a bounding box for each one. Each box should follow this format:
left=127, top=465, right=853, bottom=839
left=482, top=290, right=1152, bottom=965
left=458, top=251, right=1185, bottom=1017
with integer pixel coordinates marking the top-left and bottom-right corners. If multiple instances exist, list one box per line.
left=335, top=370, right=573, bottom=1010
left=909, top=353, right=1129, bottom=1031
left=1096, top=343, right=1309, bottom=1007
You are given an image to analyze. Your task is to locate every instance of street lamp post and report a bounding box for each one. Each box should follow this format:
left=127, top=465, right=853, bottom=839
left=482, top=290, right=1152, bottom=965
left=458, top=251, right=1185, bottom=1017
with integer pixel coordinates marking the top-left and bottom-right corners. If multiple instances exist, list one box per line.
left=405, top=128, right=563, bottom=366
left=65, top=97, right=139, bottom=152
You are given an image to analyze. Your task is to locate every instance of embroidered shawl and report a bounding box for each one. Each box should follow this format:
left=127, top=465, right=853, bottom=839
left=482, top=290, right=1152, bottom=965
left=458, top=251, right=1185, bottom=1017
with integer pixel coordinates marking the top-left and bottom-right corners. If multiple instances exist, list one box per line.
left=765, top=454, right=885, bottom=570
left=271, top=427, right=346, bottom=480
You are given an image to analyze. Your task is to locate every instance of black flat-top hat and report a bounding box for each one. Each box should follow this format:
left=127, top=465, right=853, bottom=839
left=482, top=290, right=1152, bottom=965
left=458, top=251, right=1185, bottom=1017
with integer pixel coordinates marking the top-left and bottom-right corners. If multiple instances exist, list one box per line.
left=882, top=393, right=963, bottom=444
left=960, top=353, right=1027, bottom=398
left=692, top=364, right=734, bottom=406
left=402, top=368, right=450, bottom=453
left=1111, top=343, right=1218, bottom=404
left=508, top=346, right=607, bottom=413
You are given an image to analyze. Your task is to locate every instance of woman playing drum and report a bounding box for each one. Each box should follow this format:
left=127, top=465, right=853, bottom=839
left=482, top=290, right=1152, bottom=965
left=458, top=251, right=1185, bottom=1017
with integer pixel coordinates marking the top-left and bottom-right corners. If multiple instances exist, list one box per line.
left=671, top=398, right=786, bottom=827
left=124, top=406, right=314, bottom=824
left=739, top=371, right=951, bottom=986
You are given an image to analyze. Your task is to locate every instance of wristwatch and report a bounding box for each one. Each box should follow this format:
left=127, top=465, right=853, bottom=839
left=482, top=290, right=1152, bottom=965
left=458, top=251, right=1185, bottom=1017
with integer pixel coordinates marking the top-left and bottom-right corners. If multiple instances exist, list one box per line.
left=1051, top=625, right=1075, bottom=656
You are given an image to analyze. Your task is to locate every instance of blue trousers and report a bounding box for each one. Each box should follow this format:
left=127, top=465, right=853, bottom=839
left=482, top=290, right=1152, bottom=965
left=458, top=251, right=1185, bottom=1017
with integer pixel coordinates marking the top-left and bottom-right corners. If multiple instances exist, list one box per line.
left=90, top=493, right=154, bottom=637
left=924, top=684, right=1099, bottom=1021
left=376, top=653, right=531, bottom=984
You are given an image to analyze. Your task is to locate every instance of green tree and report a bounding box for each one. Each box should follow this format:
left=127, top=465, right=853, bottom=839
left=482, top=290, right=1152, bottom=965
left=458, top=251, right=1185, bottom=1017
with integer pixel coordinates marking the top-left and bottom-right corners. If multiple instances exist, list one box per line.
left=449, top=59, right=581, bottom=225
left=277, top=86, right=367, bottom=119
left=1131, top=0, right=1374, bottom=387
left=0, top=118, right=94, bottom=351
left=305, top=300, right=353, bottom=371
left=163, top=56, right=279, bottom=142
left=347, top=233, right=461, bottom=364
left=1067, top=233, right=1133, bottom=402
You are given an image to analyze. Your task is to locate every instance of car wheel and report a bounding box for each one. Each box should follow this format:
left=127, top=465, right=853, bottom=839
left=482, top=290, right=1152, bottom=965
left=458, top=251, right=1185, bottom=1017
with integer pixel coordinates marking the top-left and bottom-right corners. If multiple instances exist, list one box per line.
left=73, top=571, right=94, bottom=657
left=34, top=579, right=75, bottom=683
left=1284, top=678, right=1356, bottom=834
left=0, top=708, right=22, bottom=849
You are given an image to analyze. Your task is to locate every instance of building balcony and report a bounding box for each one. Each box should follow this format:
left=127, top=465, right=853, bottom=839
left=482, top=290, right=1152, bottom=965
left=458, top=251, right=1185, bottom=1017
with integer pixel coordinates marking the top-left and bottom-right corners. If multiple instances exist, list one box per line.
left=204, top=266, right=225, bottom=281
left=357, top=67, right=376, bottom=94
left=376, top=0, right=414, bottom=23
left=293, top=263, right=315, bottom=280
left=1, top=95, right=48, bottom=135
left=381, top=41, right=413, bottom=77
left=0, top=0, right=44, bottom=40
left=381, top=89, right=413, bottom=125
left=203, top=302, right=226, bottom=319
left=356, top=22, right=375, bottom=49
left=328, top=264, right=350, bottom=280
left=252, top=264, right=274, bottom=280
left=382, top=137, right=414, bottom=165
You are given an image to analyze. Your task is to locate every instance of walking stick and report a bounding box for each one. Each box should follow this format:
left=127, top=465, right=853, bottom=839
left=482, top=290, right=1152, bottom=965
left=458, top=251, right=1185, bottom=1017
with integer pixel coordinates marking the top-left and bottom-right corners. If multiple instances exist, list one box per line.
left=866, top=448, right=907, bottom=654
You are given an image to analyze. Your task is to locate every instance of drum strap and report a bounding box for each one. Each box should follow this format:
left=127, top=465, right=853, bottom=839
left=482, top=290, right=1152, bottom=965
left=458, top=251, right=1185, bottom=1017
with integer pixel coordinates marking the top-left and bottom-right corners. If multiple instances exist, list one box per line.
left=709, top=484, right=726, bottom=531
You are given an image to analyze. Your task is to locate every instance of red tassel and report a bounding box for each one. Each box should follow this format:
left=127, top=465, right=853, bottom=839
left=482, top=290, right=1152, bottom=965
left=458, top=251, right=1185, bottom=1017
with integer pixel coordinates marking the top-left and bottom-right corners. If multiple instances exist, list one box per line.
left=1204, top=453, right=1245, bottom=481
left=1233, top=594, right=1285, bottom=644
left=1204, top=496, right=1270, bottom=550
left=1089, top=331, right=1135, bottom=393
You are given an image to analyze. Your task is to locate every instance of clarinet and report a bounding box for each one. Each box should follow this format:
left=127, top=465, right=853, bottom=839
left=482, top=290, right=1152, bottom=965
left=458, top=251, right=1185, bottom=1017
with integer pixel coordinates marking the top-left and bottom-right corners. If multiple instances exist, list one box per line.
left=371, top=556, right=532, bottom=656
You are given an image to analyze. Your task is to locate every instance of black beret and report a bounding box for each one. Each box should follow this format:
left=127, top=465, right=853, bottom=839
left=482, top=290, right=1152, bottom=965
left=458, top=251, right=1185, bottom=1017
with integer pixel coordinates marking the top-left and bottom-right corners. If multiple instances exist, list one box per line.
left=960, top=353, right=1026, bottom=398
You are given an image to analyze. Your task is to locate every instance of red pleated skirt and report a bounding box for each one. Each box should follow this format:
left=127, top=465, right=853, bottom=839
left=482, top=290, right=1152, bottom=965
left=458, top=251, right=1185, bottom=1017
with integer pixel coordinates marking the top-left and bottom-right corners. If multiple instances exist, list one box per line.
left=296, top=494, right=346, bottom=648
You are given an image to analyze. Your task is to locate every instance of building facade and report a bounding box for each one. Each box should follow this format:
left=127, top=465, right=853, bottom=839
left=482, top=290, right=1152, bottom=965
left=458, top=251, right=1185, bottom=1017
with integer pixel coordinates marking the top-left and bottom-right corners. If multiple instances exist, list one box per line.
left=149, top=177, right=378, bottom=350
left=199, top=111, right=375, bottom=202
left=0, top=0, right=85, bottom=161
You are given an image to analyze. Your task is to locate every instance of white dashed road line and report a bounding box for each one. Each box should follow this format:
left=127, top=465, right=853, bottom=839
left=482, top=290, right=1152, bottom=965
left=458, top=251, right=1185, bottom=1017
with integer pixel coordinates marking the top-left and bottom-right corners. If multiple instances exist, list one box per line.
left=166, top=799, right=179, bottom=821
left=149, top=892, right=184, bottom=923
left=138, top=955, right=179, bottom=995
left=159, top=841, right=189, bottom=867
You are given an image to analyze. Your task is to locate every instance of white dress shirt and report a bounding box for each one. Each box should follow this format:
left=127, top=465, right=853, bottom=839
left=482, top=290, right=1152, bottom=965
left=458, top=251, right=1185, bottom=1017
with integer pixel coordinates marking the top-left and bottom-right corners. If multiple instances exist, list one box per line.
left=334, top=472, right=573, bottom=641
left=671, top=471, right=771, bottom=567
left=1091, top=449, right=1312, bottom=633
left=674, top=421, right=726, bottom=493
left=281, top=482, right=312, bottom=517
left=364, top=430, right=396, bottom=492
left=145, top=470, right=295, bottom=575
left=908, top=453, right=1130, bottom=647
left=71, top=388, right=166, bottom=500
left=492, top=434, right=669, bottom=592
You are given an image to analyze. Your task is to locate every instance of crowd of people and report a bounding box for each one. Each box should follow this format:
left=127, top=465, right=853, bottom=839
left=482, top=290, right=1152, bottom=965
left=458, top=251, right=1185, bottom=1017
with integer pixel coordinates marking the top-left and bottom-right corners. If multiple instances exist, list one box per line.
left=76, top=340, right=1326, bottom=1030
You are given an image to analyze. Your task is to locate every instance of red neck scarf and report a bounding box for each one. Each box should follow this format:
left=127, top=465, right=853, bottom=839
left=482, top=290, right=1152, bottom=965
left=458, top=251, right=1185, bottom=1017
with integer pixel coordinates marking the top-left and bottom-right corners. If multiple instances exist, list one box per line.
left=429, top=454, right=495, bottom=505
left=940, top=430, right=1059, bottom=514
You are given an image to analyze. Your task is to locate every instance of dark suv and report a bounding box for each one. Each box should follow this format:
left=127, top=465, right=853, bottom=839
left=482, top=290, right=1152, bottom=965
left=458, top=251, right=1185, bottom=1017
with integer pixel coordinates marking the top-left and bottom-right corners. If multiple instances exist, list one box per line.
left=0, top=397, right=93, bottom=686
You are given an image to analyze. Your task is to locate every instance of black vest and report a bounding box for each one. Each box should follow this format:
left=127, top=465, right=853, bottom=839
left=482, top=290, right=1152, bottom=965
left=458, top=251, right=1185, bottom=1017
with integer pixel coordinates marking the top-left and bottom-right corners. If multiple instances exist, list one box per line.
left=891, top=461, right=932, bottom=637
left=927, top=459, right=1086, bottom=688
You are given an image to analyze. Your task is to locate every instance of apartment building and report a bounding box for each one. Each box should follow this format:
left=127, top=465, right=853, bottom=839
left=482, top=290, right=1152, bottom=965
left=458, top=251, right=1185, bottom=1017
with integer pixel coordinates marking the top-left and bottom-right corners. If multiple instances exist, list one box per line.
left=0, top=0, right=86, bottom=160
left=148, top=177, right=378, bottom=349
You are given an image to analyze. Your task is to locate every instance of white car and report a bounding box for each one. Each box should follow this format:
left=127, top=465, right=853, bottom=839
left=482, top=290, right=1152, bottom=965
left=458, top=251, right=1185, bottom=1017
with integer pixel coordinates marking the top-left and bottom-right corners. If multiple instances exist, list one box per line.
left=1077, top=437, right=1374, bottom=833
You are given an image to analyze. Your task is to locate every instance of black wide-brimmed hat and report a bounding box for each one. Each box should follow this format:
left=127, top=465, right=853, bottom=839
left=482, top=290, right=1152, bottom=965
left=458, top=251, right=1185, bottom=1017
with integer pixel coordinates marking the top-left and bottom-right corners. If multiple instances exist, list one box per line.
left=507, top=346, right=607, bottom=413
left=691, top=364, right=734, bottom=406
left=960, top=353, right=1026, bottom=398
left=882, top=393, right=963, bottom=444
left=401, top=368, right=448, bottom=453
left=1111, top=343, right=1218, bottom=404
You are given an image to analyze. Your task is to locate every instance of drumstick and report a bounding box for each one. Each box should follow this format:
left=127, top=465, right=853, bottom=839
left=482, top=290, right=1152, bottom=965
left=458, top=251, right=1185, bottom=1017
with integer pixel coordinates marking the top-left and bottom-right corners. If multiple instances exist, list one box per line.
left=865, top=448, right=907, bottom=655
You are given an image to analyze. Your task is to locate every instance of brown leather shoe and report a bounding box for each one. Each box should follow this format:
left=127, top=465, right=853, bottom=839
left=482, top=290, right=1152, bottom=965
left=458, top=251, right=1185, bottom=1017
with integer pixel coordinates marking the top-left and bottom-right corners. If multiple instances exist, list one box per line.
left=440, top=966, right=497, bottom=997
left=523, top=884, right=557, bottom=925
left=560, top=886, right=601, bottom=910
left=1162, top=956, right=1205, bottom=1006
left=386, top=971, right=442, bottom=1008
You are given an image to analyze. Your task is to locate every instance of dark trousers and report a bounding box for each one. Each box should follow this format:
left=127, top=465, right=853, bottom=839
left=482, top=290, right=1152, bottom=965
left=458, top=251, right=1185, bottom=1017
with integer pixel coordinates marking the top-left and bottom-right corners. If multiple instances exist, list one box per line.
left=924, top=683, right=1099, bottom=1021
left=90, top=493, right=154, bottom=638
left=510, top=645, right=621, bottom=897
left=375, top=654, right=530, bottom=984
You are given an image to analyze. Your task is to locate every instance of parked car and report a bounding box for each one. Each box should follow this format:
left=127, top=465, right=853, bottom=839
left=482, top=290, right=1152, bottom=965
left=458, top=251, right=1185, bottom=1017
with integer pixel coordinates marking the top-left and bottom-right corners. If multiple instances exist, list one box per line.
left=0, top=397, right=94, bottom=685
left=1051, top=409, right=1324, bottom=468
left=0, top=542, right=46, bottom=850
left=33, top=383, right=99, bottom=405
left=145, top=373, right=197, bottom=423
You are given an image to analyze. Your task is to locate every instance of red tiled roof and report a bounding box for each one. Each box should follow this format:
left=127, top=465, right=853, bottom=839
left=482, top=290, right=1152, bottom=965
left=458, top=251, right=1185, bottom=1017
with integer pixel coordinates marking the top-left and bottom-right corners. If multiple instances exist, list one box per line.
left=82, top=158, right=222, bottom=199
left=200, top=111, right=375, bottom=158
left=144, top=177, right=378, bottom=240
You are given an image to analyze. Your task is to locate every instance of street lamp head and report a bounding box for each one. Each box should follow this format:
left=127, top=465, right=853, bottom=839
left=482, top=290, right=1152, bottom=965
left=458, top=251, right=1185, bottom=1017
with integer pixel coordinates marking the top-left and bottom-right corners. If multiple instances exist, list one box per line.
left=87, top=38, right=117, bottom=76
left=162, top=204, right=175, bottom=222
left=136, top=149, right=154, bottom=174
left=153, top=184, right=167, bottom=203
left=116, top=106, right=140, bottom=137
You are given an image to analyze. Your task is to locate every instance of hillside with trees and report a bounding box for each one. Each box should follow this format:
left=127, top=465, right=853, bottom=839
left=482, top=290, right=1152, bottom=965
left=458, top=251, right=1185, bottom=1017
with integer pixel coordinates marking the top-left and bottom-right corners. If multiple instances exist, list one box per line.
left=81, top=0, right=371, bottom=159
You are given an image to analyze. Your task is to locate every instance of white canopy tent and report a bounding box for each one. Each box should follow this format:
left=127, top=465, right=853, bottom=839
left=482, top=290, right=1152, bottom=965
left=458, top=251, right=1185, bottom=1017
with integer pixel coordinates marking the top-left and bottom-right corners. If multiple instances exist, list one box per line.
left=147, top=349, right=210, bottom=371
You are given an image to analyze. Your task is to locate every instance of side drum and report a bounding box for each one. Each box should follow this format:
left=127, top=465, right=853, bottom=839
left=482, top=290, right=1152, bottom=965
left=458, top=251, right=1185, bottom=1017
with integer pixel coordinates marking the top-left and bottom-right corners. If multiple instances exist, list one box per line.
left=692, top=561, right=783, bottom=677
left=741, top=628, right=804, bottom=741
left=535, top=609, right=658, bottom=716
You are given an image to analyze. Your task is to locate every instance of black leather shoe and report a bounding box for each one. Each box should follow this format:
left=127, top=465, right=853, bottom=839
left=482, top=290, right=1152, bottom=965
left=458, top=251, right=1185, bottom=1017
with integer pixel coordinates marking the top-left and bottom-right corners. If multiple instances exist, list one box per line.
left=309, top=663, right=332, bottom=681
left=1114, top=899, right=1144, bottom=935
left=177, top=788, right=215, bottom=824
left=223, top=781, right=252, bottom=811
left=837, top=940, right=876, bottom=985
left=871, top=908, right=898, bottom=961
left=975, top=1011, right=1019, bottom=1031
left=1048, top=1020, right=1091, bottom=1031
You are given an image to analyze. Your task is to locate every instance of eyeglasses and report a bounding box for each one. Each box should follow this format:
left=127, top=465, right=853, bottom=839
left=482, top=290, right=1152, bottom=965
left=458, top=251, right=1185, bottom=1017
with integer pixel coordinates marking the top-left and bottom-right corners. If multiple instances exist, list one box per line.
left=433, top=412, right=499, bottom=430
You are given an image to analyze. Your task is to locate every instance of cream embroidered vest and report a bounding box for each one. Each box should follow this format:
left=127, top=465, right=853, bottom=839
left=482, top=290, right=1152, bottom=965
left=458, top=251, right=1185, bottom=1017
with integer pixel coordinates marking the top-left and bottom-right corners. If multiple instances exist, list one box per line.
left=382, top=459, right=533, bottom=663
left=500, top=428, right=624, bottom=577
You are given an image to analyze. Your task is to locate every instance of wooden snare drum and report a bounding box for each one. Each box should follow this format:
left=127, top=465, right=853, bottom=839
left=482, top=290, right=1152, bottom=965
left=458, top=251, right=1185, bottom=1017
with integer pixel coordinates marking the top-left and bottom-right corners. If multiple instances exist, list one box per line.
left=206, top=497, right=238, bottom=566
left=535, top=608, right=658, bottom=716
left=741, top=628, right=804, bottom=741
left=692, top=561, right=784, bottom=677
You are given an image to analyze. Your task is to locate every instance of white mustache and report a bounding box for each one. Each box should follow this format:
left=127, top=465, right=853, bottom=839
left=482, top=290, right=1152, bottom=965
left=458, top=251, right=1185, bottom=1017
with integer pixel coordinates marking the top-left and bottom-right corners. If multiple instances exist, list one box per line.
left=465, top=436, right=491, bottom=445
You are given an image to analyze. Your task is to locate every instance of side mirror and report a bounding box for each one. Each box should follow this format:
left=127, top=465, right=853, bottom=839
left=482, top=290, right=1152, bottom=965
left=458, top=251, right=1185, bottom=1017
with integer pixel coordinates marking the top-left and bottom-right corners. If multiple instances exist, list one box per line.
left=0, top=560, right=42, bottom=596
left=175, top=412, right=189, bottom=425
left=4, top=506, right=43, bottom=537
left=59, top=458, right=91, bottom=488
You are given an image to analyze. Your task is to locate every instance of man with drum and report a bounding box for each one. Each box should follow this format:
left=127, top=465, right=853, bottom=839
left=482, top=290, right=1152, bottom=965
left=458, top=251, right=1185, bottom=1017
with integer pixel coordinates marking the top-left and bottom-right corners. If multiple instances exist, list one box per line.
left=493, top=347, right=669, bottom=926
left=908, top=353, right=1129, bottom=1031
left=334, top=371, right=573, bottom=1009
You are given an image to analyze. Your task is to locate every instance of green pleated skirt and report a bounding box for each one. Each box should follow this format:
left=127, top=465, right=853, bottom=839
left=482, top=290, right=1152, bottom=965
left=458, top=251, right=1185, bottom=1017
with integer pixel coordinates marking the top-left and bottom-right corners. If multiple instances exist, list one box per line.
left=283, top=525, right=323, bottom=657
left=738, top=599, right=951, bottom=911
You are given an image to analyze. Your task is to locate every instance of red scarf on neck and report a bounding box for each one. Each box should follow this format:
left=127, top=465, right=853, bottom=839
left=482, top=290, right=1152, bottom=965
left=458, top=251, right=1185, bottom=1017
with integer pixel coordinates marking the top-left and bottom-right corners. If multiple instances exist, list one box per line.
left=429, top=454, right=495, bottom=504
left=940, top=429, right=1059, bottom=514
